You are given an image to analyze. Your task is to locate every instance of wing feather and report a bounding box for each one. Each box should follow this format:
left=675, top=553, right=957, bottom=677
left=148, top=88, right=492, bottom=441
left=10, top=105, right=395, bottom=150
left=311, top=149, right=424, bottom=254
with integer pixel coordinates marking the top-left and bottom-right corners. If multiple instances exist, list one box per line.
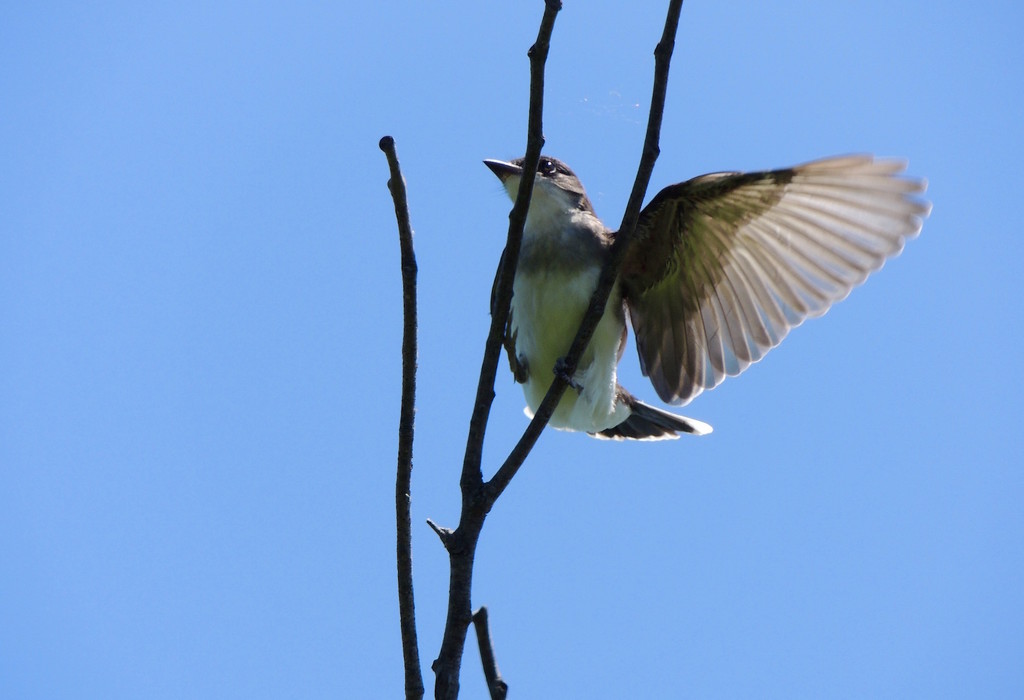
left=621, top=155, right=930, bottom=405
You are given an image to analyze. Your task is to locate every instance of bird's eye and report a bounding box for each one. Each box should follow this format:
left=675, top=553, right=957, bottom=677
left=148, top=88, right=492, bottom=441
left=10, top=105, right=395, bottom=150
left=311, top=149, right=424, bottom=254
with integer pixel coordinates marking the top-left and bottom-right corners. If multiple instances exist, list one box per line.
left=539, top=158, right=556, bottom=175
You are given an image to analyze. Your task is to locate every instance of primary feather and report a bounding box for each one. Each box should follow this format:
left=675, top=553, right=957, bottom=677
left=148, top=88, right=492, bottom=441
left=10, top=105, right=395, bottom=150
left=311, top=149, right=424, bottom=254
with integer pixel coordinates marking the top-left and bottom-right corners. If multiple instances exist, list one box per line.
left=621, top=155, right=930, bottom=406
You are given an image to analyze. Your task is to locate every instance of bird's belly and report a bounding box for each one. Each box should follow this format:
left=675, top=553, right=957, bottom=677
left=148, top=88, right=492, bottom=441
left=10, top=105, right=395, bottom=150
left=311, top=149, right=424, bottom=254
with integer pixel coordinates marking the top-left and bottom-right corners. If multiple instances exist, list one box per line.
left=510, top=268, right=625, bottom=432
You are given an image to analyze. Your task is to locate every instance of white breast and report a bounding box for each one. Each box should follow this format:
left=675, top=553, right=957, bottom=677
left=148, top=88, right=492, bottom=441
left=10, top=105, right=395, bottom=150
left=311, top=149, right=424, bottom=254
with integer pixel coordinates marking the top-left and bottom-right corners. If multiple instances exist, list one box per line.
left=511, top=266, right=628, bottom=433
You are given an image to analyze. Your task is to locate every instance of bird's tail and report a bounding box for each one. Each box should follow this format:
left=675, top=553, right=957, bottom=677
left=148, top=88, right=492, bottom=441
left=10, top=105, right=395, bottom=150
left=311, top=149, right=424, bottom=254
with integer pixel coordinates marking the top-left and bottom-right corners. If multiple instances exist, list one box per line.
left=594, top=389, right=713, bottom=441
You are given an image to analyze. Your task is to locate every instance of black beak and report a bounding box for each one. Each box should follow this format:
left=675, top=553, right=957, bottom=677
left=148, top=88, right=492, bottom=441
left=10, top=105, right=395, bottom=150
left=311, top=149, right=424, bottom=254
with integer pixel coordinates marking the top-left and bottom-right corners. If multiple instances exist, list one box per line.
left=483, top=159, right=522, bottom=182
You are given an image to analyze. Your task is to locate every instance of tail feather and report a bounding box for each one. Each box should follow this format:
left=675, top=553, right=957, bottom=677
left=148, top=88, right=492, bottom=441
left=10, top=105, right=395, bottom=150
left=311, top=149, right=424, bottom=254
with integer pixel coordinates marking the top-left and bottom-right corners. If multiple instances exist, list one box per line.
left=594, top=389, right=713, bottom=441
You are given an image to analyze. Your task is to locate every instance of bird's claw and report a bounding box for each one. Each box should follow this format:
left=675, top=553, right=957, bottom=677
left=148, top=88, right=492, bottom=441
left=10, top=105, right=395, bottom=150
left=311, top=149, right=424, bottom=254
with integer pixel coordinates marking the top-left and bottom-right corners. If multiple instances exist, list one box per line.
left=554, top=357, right=583, bottom=394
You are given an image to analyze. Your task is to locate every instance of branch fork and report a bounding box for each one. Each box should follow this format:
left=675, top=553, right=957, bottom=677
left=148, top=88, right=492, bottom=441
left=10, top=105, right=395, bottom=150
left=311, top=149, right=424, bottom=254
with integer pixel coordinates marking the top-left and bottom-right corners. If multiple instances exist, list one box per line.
left=382, top=2, right=685, bottom=697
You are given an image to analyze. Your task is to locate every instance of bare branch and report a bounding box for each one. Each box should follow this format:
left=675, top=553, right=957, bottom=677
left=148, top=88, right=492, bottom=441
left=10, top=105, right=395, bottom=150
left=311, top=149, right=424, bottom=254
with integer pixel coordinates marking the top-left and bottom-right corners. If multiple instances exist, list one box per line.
left=485, top=0, right=685, bottom=505
left=461, top=0, right=562, bottom=492
left=379, top=135, right=425, bottom=700
left=472, top=607, right=508, bottom=700
left=430, top=3, right=684, bottom=696
left=432, top=5, right=562, bottom=698
left=426, top=518, right=454, bottom=548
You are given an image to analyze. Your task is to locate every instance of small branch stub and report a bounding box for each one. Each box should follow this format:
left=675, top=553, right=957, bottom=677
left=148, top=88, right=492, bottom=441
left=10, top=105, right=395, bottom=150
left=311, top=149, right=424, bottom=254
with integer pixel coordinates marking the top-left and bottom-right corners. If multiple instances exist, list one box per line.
left=426, top=518, right=455, bottom=549
left=473, top=607, right=508, bottom=700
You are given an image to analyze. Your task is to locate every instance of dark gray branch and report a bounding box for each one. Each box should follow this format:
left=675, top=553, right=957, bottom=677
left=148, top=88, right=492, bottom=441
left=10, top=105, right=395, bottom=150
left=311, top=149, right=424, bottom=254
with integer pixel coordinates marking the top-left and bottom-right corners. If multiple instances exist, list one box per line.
left=426, top=518, right=454, bottom=548
left=430, top=2, right=684, bottom=697
left=379, top=135, right=425, bottom=700
left=432, top=7, right=562, bottom=698
left=486, top=0, right=685, bottom=504
left=472, top=607, right=508, bottom=700
left=460, top=0, right=562, bottom=493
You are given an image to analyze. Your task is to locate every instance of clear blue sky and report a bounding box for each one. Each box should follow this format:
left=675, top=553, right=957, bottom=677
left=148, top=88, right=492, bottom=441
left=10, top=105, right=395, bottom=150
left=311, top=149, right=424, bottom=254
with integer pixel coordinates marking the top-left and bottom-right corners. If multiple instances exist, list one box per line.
left=3, top=2, right=1022, bottom=698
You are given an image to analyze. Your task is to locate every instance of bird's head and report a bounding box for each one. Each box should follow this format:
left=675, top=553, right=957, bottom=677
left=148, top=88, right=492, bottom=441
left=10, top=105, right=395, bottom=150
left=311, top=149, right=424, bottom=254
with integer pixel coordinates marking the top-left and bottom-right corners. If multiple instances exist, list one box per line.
left=484, top=156, right=596, bottom=225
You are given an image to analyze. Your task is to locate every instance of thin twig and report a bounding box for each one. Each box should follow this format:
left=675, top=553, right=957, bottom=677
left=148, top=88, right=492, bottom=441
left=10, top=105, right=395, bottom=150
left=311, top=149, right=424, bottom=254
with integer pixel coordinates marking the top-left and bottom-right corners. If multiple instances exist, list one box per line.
left=432, top=5, right=561, bottom=699
left=461, top=0, right=562, bottom=492
left=426, top=518, right=454, bottom=548
left=486, top=0, right=685, bottom=505
left=380, top=135, right=425, bottom=700
left=431, top=2, right=685, bottom=696
left=472, top=607, right=508, bottom=700
left=430, top=5, right=565, bottom=700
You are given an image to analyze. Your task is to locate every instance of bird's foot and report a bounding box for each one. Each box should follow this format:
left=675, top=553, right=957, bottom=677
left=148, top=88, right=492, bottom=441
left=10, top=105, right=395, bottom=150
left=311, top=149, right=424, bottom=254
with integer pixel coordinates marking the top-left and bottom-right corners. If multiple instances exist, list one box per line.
left=554, top=357, right=583, bottom=394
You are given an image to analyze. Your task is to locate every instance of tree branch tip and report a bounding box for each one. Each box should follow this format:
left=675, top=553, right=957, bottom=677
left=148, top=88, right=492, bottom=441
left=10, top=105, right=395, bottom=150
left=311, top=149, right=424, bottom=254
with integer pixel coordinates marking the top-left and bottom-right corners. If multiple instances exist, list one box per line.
left=471, top=605, right=508, bottom=699
left=426, top=518, right=454, bottom=545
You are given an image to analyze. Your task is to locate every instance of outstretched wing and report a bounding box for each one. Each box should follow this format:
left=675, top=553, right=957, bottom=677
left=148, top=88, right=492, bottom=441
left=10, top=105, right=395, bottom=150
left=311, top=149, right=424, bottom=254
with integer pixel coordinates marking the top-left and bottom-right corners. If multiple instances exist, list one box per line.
left=620, top=155, right=930, bottom=405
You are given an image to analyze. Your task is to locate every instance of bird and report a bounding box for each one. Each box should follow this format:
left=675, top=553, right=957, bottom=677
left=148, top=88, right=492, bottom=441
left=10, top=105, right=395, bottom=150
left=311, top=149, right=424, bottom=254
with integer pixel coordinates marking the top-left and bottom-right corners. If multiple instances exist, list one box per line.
left=484, top=154, right=930, bottom=440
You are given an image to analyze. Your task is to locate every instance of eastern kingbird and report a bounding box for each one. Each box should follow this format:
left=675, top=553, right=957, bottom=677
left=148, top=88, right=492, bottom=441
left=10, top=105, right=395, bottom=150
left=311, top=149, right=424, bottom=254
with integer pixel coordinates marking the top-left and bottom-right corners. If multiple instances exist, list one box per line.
left=485, top=155, right=930, bottom=440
